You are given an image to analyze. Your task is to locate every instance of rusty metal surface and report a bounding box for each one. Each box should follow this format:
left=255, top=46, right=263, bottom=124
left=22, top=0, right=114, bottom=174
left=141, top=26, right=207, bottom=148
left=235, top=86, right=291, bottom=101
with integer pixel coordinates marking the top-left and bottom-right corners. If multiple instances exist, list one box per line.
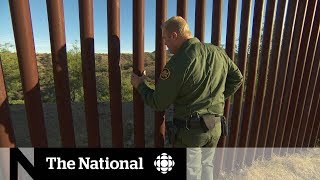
left=212, top=0, right=224, bottom=175
left=215, top=0, right=226, bottom=147
left=47, top=0, right=76, bottom=147
left=229, top=0, right=251, bottom=148
left=267, top=0, right=299, bottom=148
left=79, top=0, right=101, bottom=147
left=0, top=57, right=16, bottom=147
left=263, top=0, right=288, bottom=148
left=307, top=38, right=320, bottom=147
left=9, top=0, right=48, bottom=147
left=285, top=0, right=317, bottom=148
left=108, top=0, right=123, bottom=148
left=221, top=0, right=238, bottom=148
left=133, top=0, right=145, bottom=147
left=154, top=0, right=167, bottom=147
left=239, top=0, right=264, bottom=148
left=294, top=2, right=320, bottom=147
left=223, top=0, right=240, bottom=172
left=309, top=93, right=320, bottom=147
left=249, top=1, right=275, bottom=147
left=195, top=0, right=206, bottom=42
left=211, top=0, right=222, bottom=46
left=280, top=0, right=309, bottom=148
left=177, top=0, right=187, bottom=21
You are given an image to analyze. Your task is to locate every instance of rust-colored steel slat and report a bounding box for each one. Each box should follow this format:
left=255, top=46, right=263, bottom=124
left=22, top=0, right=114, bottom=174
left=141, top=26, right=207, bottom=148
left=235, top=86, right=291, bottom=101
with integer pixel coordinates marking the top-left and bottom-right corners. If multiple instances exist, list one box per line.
left=215, top=0, right=226, bottom=147
left=8, top=0, right=48, bottom=147
left=107, top=0, right=123, bottom=148
left=242, top=0, right=271, bottom=166
left=211, top=0, right=223, bottom=46
left=294, top=2, right=320, bottom=148
left=224, top=0, right=240, bottom=171
left=239, top=0, right=265, bottom=148
left=211, top=0, right=225, bottom=176
left=0, top=57, right=16, bottom=147
left=279, top=0, right=309, bottom=149
left=231, top=0, right=253, bottom=168
left=195, top=0, right=206, bottom=42
left=47, top=0, right=76, bottom=147
left=267, top=0, right=299, bottom=149
left=222, top=0, right=238, bottom=146
left=311, top=103, right=320, bottom=146
left=263, top=0, right=288, bottom=149
left=133, top=0, right=145, bottom=147
left=79, top=0, right=101, bottom=147
left=229, top=0, right=251, bottom=148
left=285, top=0, right=318, bottom=148
left=249, top=0, right=277, bottom=150
left=212, top=0, right=224, bottom=176
left=177, top=0, right=187, bottom=21
left=305, top=36, right=320, bottom=147
left=154, top=0, right=167, bottom=147
left=308, top=38, right=320, bottom=147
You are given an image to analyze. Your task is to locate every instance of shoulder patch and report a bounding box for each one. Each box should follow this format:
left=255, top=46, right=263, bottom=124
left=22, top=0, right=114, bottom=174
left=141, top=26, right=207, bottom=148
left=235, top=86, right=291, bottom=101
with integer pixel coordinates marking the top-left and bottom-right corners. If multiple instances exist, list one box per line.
left=160, top=68, right=171, bottom=80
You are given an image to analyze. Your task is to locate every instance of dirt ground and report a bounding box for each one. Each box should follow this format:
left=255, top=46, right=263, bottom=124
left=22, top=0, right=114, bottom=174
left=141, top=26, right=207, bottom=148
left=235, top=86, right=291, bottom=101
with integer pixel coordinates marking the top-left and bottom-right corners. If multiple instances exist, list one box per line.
left=9, top=102, right=165, bottom=148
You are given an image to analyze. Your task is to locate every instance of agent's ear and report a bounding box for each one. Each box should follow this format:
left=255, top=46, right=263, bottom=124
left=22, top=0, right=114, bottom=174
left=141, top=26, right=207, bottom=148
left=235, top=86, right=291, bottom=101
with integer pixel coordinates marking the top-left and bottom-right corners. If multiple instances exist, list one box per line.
left=172, top=32, right=178, bottom=39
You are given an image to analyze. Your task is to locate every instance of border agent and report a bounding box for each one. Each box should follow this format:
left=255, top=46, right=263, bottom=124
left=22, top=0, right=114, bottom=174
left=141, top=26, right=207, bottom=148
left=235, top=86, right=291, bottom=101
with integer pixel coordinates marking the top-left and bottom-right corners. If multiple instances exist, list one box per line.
left=131, top=16, right=243, bottom=180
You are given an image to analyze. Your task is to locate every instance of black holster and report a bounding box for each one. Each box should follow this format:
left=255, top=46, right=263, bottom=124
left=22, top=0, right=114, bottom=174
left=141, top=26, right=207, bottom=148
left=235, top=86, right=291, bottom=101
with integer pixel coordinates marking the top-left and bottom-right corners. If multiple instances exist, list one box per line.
left=166, top=121, right=178, bottom=144
left=220, top=116, right=229, bottom=137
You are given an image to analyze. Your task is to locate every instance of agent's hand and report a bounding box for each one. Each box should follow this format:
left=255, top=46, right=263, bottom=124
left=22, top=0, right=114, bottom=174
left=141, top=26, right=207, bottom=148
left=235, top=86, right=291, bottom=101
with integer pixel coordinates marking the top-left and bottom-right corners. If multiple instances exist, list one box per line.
left=131, top=71, right=146, bottom=89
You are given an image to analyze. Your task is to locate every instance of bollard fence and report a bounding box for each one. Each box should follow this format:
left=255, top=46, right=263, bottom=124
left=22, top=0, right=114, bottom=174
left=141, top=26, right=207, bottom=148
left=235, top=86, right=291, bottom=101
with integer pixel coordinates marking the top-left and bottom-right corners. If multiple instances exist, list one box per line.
left=1, top=0, right=320, bottom=176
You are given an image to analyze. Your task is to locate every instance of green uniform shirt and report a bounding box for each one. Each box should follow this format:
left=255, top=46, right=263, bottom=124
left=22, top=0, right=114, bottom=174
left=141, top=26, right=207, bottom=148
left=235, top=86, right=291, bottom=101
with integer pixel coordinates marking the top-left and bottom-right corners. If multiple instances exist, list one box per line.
left=137, top=38, right=243, bottom=119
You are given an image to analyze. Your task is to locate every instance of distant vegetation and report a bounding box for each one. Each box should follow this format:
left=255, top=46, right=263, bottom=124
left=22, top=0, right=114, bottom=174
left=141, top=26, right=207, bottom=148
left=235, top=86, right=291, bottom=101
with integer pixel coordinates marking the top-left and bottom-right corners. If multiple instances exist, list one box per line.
left=0, top=43, right=172, bottom=104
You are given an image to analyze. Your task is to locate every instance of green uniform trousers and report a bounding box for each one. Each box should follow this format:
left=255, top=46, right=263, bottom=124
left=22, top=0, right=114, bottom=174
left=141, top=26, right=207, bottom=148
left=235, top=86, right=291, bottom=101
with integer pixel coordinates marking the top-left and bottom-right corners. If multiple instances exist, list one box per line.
left=174, top=121, right=221, bottom=180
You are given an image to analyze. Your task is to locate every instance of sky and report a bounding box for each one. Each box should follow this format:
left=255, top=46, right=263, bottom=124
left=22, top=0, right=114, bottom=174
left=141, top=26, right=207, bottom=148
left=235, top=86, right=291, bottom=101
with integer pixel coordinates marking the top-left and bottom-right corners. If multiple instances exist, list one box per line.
left=0, top=0, right=261, bottom=53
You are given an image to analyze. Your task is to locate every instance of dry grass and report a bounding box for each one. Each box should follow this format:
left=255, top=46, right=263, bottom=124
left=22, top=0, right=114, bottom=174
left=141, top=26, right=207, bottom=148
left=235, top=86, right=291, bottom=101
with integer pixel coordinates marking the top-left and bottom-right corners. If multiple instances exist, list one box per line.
left=219, top=148, right=320, bottom=180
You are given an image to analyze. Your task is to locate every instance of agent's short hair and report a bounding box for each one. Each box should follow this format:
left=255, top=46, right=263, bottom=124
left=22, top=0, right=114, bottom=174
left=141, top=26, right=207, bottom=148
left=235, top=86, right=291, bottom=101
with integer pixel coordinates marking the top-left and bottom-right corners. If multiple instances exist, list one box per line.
left=162, top=16, right=192, bottom=37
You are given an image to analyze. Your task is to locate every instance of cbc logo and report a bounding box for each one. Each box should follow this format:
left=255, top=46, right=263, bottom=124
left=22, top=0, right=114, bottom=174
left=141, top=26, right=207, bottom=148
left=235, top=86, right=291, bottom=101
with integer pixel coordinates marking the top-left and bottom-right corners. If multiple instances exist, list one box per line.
left=154, top=153, right=175, bottom=174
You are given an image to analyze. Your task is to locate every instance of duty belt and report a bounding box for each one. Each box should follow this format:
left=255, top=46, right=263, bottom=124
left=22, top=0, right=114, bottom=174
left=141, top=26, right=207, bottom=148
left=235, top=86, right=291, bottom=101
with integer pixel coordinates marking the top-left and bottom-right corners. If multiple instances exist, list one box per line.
left=173, top=114, right=221, bottom=130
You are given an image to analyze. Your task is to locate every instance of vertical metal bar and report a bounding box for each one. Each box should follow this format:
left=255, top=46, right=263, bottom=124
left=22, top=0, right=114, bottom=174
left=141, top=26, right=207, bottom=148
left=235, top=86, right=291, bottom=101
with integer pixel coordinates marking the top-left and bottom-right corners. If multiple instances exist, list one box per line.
left=195, top=0, right=206, bottom=42
left=307, top=38, right=320, bottom=147
left=279, top=0, right=309, bottom=148
left=295, top=2, right=320, bottom=147
left=232, top=0, right=253, bottom=168
left=285, top=0, right=317, bottom=148
left=308, top=95, right=320, bottom=147
left=239, top=0, right=265, bottom=148
left=211, top=0, right=224, bottom=176
left=313, top=111, right=320, bottom=147
left=250, top=1, right=275, bottom=147
left=309, top=104, right=320, bottom=147
left=305, top=37, right=320, bottom=147
left=309, top=94, right=320, bottom=146
left=212, top=0, right=223, bottom=147
left=223, top=0, right=238, bottom=172
left=177, top=0, right=187, bottom=21
left=133, top=0, right=145, bottom=147
left=221, top=0, right=238, bottom=148
left=211, top=0, right=222, bottom=46
left=79, top=0, right=100, bottom=147
left=107, top=0, right=123, bottom=148
left=266, top=0, right=298, bottom=148
left=229, top=0, right=251, bottom=148
left=0, top=57, right=16, bottom=147
left=47, top=0, right=76, bottom=147
left=263, top=0, right=288, bottom=148
left=8, top=0, right=48, bottom=147
left=154, top=0, right=167, bottom=147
